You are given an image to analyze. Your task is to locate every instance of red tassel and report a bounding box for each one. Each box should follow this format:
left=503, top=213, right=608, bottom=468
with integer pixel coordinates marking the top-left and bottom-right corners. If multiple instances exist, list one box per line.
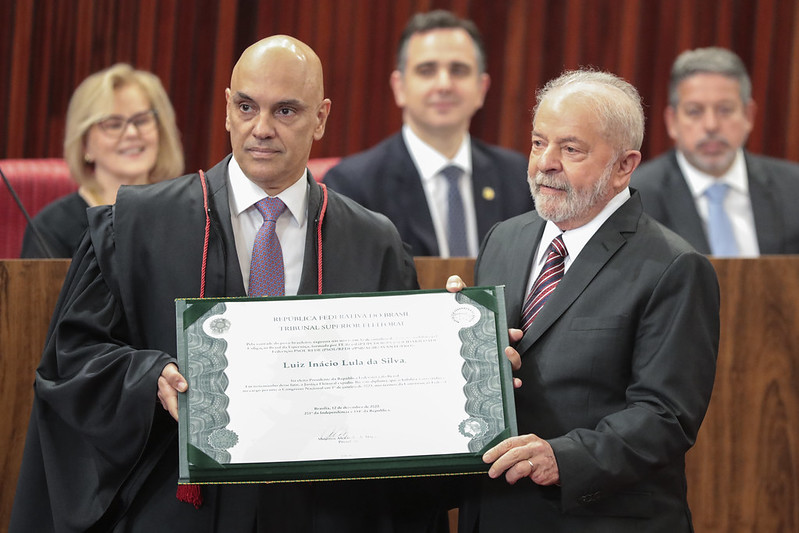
left=176, top=483, right=203, bottom=509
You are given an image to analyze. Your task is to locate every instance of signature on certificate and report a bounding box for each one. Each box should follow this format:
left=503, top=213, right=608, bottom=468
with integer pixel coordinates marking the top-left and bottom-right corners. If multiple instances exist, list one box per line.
left=317, top=429, right=375, bottom=443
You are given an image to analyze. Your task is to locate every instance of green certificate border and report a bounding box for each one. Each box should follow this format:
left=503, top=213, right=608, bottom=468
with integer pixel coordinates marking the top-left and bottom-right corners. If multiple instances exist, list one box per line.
left=176, top=286, right=516, bottom=484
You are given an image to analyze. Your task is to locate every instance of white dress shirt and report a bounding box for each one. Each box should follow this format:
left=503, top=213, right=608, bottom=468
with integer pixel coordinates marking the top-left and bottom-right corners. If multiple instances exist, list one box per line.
left=526, top=188, right=631, bottom=295
left=677, top=149, right=760, bottom=257
left=227, top=156, right=308, bottom=295
left=402, top=125, right=479, bottom=257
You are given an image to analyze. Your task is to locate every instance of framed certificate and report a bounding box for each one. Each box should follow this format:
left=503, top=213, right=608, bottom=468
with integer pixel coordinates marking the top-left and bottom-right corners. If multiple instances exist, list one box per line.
left=176, top=286, right=517, bottom=484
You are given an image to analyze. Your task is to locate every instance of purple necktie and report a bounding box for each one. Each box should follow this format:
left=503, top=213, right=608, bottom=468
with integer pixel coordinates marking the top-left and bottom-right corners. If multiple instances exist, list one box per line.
left=520, top=235, right=567, bottom=331
left=249, top=197, right=287, bottom=297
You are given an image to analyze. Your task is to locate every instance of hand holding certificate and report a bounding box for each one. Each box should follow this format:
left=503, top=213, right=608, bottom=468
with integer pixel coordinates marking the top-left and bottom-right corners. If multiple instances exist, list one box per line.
left=176, top=286, right=517, bottom=483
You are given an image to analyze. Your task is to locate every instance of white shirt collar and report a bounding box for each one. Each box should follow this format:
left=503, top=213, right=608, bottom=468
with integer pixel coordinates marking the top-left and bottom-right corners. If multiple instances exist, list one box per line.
left=536, top=188, right=631, bottom=269
left=677, top=149, right=749, bottom=198
left=401, top=124, right=472, bottom=180
left=227, top=155, right=308, bottom=227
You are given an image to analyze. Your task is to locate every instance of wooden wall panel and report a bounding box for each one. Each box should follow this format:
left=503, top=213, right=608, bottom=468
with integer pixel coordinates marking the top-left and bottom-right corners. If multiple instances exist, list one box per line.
left=2, top=258, right=797, bottom=532
left=1, top=0, right=797, bottom=175
left=687, top=258, right=799, bottom=533
left=0, top=260, right=72, bottom=532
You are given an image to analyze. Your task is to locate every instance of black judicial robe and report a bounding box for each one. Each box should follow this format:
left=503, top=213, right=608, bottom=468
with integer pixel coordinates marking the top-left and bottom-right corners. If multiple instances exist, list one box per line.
left=10, top=156, right=446, bottom=532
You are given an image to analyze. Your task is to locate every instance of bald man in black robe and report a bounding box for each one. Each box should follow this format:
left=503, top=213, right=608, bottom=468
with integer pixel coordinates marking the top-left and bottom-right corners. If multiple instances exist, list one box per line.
left=10, top=36, right=446, bottom=533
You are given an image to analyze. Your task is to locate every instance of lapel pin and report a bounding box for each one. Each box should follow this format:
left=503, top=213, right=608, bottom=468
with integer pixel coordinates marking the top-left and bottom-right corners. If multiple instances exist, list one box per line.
left=482, top=187, right=496, bottom=201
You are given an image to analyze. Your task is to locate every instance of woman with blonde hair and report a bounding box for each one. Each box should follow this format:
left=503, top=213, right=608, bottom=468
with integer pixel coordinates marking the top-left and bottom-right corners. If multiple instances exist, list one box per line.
left=21, top=63, right=183, bottom=257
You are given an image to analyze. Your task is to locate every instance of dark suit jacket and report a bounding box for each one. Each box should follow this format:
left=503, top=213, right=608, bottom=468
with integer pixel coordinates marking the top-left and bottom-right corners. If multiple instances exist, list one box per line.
left=10, top=156, right=448, bottom=533
left=324, top=132, right=532, bottom=256
left=631, top=149, right=799, bottom=254
left=461, top=192, right=719, bottom=533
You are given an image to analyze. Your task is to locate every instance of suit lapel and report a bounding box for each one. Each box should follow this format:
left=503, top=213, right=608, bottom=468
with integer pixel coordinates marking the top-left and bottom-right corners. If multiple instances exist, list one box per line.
left=298, top=176, right=324, bottom=295
left=515, top=194, right=640, bottom=355
left=503, top=216, right=545, bottom=328
left=471, top=142, right=503, bottom=241
left=393, top=136, right=440, bottom=255
left=204, top=155, right=246, bottom=297
left=661, top=153, right=711, bottom=253
left=746, top=154, right=782, bottom=253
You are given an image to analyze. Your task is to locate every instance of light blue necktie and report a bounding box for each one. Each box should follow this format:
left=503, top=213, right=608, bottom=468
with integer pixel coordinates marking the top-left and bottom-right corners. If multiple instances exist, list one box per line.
left=441, top=165, right=469, bottom=257
left=705, top=183, right=739, bottom=257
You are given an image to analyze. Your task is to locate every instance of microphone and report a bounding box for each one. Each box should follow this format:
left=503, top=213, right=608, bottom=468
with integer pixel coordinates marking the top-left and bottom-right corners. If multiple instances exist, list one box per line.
left=0, top=165, right=55, bottom=258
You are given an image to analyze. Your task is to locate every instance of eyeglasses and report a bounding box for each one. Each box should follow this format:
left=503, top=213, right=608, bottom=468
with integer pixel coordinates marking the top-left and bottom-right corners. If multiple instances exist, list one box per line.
left=95, top=109, right=158, bottom=137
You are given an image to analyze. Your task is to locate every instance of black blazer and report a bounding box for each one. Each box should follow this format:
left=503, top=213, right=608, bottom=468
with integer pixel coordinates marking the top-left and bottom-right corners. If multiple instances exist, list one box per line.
left=461, top=192, right=719, bottom=533
left=631, top=149, right=799, bottom=254
left=324, top=132, right=532, bottom=256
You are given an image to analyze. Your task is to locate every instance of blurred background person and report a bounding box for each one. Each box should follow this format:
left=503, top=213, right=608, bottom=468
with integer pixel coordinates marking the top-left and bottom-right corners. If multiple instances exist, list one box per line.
left=631, top=47, right=799, bottom=256
left=20, top=63, right=184, bottom=258
left=324, top=10, right=531, bottom=257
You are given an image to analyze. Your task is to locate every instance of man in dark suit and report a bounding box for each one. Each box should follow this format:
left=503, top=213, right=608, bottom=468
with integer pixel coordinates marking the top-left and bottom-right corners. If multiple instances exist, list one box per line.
left=324, top=10, right=531, bottom=257
left=11, top=35, right=446, bottom=533
left=631, top=46, right=799, bottom=255
left=449, top=69, right=719, bottom=532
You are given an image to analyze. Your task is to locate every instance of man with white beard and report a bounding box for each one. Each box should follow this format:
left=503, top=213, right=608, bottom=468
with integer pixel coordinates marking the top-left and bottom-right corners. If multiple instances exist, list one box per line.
left=448, top=69, right=719, bottom=533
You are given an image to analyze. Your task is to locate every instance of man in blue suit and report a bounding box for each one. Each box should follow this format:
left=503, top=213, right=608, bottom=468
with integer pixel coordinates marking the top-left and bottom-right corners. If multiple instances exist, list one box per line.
left=325, top=10, right=531, bottom=257
left=631, top=47, right=799, bottom=256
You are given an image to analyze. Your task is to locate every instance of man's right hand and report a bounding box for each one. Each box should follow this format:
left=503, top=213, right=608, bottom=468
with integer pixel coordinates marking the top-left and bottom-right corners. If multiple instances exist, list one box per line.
left=445, top=275, right=467, bottom=293
left=445, top=275, right=523, bottom=388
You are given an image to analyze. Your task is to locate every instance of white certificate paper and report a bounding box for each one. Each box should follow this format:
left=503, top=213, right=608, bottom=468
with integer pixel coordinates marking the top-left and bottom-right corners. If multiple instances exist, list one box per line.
left=176, top=288, right=515, bottom=483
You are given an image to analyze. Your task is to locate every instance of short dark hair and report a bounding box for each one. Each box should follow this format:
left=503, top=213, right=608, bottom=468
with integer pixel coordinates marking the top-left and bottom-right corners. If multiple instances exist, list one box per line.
left=396, top=10, right=486, bottom=73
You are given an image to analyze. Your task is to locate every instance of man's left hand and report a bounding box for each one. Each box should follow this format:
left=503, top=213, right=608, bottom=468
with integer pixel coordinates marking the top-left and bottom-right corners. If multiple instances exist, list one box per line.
left=483, top=433, right=560, bottom=486
left=158, top=363, right=188, bottom=421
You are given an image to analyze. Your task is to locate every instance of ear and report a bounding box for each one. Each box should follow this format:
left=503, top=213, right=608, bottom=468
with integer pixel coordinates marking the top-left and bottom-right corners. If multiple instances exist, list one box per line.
left=614, top=150, right=642, bottom=188
left=390, top=70, right=405, bottom=108
left=664, top=106, right=678, bottom=142
left=743, top=98, right=757, bottom=134
left=224, top=88, right=232, bottom=132
left=82, top=136, right=94, bottom=163
left=475, top=72, right=491, bottom=108
left=313, top=99, right=332, bottom=141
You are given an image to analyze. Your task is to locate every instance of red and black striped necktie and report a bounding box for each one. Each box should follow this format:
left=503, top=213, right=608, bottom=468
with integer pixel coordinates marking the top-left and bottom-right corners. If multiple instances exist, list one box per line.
left=520, top=235, right=567, bottom=331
